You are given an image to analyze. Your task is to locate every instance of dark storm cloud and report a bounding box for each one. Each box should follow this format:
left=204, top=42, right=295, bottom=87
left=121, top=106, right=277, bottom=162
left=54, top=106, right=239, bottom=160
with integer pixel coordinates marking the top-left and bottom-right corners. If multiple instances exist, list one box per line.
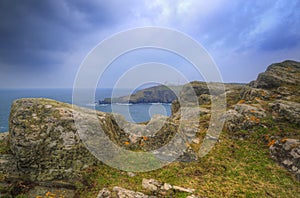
left=191, top=0, right=300, bottom=52
left=0, top=0, right=129, bottom=69
left=0, top=0, right=299, bottom=88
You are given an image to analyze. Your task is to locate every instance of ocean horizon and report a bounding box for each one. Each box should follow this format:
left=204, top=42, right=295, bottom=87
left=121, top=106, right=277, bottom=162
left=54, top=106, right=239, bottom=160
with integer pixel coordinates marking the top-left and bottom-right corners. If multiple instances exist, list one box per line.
left=0, top=88, right=171, bottom=133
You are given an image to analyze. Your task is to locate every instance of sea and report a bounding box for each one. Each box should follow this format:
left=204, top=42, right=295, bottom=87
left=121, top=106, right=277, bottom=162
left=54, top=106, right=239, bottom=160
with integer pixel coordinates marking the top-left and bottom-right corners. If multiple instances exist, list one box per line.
left=0, top=89, right=171, bottom=133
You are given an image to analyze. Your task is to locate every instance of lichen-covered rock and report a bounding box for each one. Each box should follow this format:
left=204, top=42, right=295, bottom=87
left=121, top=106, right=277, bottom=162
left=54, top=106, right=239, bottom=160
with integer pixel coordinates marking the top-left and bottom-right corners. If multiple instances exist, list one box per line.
left=224, top=110, right=245, bottom=133
left=113, top=186, right=149, bottom=198
left=251, top=60, right=300, bottom=89
left=225, top=104, right=266, bottom=133
left=269, top=100, right=300, bottom=126
left=234, top=103, right=266, bottom=118
left=9, top=98, right=100, bottom=182
left=97, top=179, right=196, bottom=198
left=142, top=178, right=162, bottom=192
left=240, top=87, right=270, bottom=101
left=270, top=138, right=300, bottom=181
left=142, top=178, right=195, bottom=196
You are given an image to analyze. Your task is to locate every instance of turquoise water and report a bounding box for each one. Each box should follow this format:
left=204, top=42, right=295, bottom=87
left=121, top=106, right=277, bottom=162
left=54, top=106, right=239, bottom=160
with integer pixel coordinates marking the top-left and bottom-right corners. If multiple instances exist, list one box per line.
left=0, top=89, right=171, bottom=132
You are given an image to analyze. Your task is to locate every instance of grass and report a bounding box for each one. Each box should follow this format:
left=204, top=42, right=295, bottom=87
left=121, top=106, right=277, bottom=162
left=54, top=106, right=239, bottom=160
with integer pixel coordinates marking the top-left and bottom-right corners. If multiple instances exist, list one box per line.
left=75, top=125, right=300, bottom=197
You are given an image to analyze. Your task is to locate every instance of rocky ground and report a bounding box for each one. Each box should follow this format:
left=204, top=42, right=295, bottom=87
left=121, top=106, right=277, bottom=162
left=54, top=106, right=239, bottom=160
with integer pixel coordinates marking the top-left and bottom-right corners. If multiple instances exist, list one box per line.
left=0, top=60, right=299, bottom=197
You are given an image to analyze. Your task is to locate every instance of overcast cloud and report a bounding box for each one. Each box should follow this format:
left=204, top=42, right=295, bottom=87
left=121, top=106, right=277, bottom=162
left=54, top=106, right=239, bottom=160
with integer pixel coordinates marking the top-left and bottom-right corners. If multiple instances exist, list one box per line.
left=0, top=0, right=299, bottom=88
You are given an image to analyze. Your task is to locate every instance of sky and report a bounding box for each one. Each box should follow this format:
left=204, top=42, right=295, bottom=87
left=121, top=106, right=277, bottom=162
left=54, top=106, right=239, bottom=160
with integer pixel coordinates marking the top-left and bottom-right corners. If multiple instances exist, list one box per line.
left=0, top=0, right=299, bottom=88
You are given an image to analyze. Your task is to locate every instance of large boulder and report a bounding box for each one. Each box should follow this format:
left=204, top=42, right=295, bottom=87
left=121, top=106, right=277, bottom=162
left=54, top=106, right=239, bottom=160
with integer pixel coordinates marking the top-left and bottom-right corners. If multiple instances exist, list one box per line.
left=9, top=98, right=100, bottom=182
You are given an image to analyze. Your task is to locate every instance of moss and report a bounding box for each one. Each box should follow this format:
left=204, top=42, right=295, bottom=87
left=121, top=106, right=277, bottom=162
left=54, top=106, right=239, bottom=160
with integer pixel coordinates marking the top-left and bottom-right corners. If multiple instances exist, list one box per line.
left=0, top=140, right=10, bottom=154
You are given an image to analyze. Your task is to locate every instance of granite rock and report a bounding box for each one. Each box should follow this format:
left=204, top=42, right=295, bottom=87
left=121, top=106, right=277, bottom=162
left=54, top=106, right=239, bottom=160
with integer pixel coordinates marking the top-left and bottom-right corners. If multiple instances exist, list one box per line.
left=270, top=138, right=300, bottom=181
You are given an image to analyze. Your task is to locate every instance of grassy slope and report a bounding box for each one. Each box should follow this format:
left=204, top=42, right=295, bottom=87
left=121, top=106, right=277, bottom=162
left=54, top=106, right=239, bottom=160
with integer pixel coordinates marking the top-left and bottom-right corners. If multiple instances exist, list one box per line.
left=76, top=117, right=300, bottom=198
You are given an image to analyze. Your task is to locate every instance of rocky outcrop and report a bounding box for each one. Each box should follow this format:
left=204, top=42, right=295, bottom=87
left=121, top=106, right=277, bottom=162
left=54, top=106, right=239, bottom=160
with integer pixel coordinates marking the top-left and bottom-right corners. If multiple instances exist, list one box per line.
left=245, top=60, right=300, bottom=181
left=269, top=100, right=300, bottom=126
left=225, top=103, right=266, bottom=134
left=9, top=98, right=100, bottom=182
left=270, top=138, right=300, bottom=181
left=250, top=60, right=300, bottom=89
left=240, top=87, right=271, bottom=102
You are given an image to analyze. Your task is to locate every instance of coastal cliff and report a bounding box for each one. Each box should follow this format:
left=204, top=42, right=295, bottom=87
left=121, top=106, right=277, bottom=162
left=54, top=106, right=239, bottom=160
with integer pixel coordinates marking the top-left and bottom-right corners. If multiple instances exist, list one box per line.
left=99, top=85, right=178, bottom=104
left=0, top=60, right=299, bottom=197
